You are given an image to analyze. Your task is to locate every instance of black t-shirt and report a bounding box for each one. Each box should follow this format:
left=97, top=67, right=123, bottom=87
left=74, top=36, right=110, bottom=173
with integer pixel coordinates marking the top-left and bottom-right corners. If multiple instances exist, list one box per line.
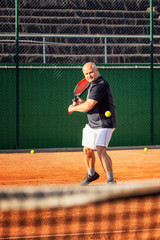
left=87, top=76, right=117, bottom=129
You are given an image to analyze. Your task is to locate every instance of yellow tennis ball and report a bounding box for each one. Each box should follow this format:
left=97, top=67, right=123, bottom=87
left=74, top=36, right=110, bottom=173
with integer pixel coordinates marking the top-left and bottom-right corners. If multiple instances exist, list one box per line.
left=30, top=150, right=35, bottom=154
left=144, top=147, right=148, bottom=152
left=105, top=111, right=111, bottom=117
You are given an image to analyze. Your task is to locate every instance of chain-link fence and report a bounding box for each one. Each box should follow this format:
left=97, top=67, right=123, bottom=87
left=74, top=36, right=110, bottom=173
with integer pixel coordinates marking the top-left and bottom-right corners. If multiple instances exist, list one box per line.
left=0, top=0, right=160, bottom=63
left=0, top=0, right=160, bottom=150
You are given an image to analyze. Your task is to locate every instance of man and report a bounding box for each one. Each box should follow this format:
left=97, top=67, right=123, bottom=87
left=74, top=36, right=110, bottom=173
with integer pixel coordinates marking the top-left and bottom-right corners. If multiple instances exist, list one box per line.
left=68, top=62, right=117, bottom=185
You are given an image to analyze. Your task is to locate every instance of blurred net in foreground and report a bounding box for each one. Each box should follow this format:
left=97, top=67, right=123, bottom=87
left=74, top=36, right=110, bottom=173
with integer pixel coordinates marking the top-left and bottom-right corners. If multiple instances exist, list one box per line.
left=0, top=180, right=160, bottom=240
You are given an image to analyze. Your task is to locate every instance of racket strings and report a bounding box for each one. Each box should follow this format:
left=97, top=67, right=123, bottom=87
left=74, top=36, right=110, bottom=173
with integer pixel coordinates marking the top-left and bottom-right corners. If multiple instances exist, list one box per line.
left=74, top=79, right=90, bottom=96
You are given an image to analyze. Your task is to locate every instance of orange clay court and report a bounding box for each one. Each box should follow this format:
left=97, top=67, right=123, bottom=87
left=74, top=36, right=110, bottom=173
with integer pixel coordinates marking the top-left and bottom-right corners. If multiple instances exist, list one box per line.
left=0, top=148, right=160, bottom=240
left=0, top=149, right=160, bottom=185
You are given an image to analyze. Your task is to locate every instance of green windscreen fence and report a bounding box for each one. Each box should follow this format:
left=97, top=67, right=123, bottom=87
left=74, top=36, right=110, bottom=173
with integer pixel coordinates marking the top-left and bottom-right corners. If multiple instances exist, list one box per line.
left=0, top=64, right=160, bottom=150
left=0, top=0, right=160, bottom=149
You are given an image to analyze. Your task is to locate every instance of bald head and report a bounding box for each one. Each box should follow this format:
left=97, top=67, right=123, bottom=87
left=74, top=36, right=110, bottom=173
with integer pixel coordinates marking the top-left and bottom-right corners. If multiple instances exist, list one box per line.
left=82, top=62, right=100, bottom=83
left=82, top=62, right=96, bottom=72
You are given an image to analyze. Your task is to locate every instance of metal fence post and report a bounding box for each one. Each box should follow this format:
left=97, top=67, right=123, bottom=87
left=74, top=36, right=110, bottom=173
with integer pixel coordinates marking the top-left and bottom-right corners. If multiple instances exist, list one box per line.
left=43, top=36, right=46, bottom=64
left=104, top=37, right=107, bottom=63
left=150, top=0, right=153, bottom=145
left=15, top=0, right=19, bottom=149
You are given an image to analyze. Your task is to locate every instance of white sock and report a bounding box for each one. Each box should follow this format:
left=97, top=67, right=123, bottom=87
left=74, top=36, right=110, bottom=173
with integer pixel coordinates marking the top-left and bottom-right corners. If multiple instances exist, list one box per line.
left=106, top=172, right=114, bottom=181
left=88, top=168, right=95, bottom=176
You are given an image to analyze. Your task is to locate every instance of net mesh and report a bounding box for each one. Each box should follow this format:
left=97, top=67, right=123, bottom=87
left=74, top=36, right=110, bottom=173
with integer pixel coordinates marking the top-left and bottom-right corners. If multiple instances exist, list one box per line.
left=0, top=180, right=160, bottom=240
left=0, top=0, right=160, bottom=150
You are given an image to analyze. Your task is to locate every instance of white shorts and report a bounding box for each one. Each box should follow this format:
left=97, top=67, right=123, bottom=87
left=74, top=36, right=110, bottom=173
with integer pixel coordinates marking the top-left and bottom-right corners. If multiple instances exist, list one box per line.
left=82, top=124, right=115, bottom=150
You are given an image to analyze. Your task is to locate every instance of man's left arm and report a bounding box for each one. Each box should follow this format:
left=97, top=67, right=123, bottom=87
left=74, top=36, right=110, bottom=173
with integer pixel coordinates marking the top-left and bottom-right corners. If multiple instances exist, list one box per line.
left=68, top=99, right=98, bottom=113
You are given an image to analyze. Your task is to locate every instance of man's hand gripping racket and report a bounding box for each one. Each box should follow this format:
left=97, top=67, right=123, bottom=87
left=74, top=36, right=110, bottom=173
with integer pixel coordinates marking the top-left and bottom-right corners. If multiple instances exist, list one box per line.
left=69, top=78, right=90, bottom=114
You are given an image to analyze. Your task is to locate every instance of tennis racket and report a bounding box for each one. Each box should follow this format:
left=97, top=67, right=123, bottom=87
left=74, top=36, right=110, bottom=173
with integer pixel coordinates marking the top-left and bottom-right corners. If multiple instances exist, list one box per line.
left=69, top=78, right=90, bottom=114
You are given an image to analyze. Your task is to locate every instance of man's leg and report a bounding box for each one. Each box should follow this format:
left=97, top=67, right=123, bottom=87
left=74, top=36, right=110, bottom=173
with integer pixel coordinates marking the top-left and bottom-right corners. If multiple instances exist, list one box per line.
left=84, top=146, right=95, bottom=169
left=96, top=146, right=116, bottom=183
left=80, top=147, right=99, bottom=186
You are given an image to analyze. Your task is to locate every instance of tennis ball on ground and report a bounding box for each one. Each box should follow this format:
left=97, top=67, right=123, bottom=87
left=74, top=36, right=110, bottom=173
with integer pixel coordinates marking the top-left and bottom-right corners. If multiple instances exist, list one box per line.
left=105, top=111, right=111, bottom=117
left=30, top=150, right=35, bottom=154
left=144, top=147, right=148, bottom=152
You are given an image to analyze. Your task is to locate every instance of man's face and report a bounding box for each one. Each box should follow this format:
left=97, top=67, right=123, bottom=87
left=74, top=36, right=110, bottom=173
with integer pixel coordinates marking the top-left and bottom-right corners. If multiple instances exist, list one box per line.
left=83, top=64, right=98, bottom=83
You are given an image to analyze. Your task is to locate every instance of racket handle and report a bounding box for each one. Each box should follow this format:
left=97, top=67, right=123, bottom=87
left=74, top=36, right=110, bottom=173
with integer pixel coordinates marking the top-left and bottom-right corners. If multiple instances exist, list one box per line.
left=69, top=100, right=77, bottom=114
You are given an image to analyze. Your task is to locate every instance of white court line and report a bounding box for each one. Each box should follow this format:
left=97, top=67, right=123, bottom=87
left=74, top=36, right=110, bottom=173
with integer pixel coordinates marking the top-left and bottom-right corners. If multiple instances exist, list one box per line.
left=1, top=228, right=160, bottom=239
